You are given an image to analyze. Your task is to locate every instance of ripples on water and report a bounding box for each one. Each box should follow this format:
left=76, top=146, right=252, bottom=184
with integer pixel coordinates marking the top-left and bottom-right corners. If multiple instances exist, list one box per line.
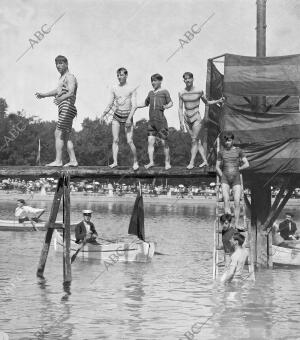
left=0, top=199, right=300, bottom=339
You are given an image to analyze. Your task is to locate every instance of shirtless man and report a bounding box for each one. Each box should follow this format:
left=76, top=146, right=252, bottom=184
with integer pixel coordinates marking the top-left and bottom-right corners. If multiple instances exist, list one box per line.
left=216, top=133, right=249, bottom=229
left=35, top=55, right=78, bottom=167
left=178, top=72, right=224, bottom=169
left=128, top=73, right=173, bottom=170
left=221, top=233, right=249, bottom=283
left=100, top=68, right=139, bottom=170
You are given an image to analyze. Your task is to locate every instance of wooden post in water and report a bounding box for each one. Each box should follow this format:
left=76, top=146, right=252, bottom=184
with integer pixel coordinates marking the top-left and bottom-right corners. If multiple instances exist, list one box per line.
left=251, top=0, right=271, bottom=268
left=37, top=173, right=64, bottom=278
left=62, top=173, right=72, bottom=283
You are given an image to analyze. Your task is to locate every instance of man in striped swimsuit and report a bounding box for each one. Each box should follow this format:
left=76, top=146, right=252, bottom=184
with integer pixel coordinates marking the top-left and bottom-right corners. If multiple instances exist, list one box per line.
left=178, top=72, right=224, bottom=169
left=101, top=68, right=139, bottom=170
left=35, top=55, right=78, bottom=167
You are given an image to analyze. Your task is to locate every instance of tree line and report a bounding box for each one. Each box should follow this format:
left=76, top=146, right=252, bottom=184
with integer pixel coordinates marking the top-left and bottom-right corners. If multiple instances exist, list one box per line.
left=0, top=98, right=206, bottom=169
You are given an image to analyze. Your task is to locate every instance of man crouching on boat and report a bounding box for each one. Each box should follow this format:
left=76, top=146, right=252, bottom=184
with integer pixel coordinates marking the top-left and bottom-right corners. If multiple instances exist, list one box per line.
left=15, top=199, right=45, bottom=223
left=75, top=210, right=98, bottom=244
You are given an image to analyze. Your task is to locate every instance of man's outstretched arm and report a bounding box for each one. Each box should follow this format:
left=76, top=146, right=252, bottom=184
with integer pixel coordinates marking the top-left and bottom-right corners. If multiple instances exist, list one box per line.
left=35, top=88, right=58, bottom=99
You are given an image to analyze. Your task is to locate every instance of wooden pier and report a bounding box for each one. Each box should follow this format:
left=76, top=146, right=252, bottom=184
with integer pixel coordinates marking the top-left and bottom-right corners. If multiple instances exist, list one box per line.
left=0, top=165, right=216, bottom=179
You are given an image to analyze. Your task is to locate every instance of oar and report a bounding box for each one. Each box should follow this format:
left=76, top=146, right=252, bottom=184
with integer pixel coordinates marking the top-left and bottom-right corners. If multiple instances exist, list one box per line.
left=154, top=251, right=167, bottom=255
left=71, top=239, right=88, bottom=263
left=30, top=210, right=45, bottom=231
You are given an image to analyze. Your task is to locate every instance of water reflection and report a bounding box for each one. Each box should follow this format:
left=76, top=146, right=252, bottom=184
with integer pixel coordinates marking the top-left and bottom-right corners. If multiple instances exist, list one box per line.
left=0, top=200, right=300, bottom=339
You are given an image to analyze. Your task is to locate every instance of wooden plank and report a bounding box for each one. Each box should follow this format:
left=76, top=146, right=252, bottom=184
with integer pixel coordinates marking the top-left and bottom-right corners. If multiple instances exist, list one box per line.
left=62, top=173, right=72, bottom=283
left=36, top=174, right=64, bottom=278
left=0, top=165, right=215, bottom=179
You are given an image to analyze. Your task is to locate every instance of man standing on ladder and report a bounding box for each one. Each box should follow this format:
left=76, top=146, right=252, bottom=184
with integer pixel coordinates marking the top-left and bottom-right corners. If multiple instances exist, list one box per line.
left=216, top=133, right=249, bottom=228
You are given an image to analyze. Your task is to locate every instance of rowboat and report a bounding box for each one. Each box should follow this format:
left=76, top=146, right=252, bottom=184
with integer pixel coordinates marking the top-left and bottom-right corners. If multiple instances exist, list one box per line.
left=272, top=241, right=300, bottom=266
left=0, top=220, right=77, bottom=232
left=53, top=190, right=155, bottom=262
left=53, top=230, right=155, bottom=262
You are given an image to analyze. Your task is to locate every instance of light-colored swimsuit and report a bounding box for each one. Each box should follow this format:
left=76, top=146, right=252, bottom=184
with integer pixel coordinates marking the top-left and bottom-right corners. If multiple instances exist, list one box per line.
left=180, top=90, right=203, bottom=130
left=111, top=85, right=135, bottom=124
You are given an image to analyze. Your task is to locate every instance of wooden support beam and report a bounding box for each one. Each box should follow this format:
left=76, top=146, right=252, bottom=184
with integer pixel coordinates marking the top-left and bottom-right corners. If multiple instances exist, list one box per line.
left=36, top=174, right=64, bottom=278
left=62, top=173, right=72, bottom=284
left=262, top=185, right=286, bottom=232
left=251, top=180, right=271, bottom=268
left=0, top=166, right=215, bottom=179
left=264, top=186, right=295, bottom=234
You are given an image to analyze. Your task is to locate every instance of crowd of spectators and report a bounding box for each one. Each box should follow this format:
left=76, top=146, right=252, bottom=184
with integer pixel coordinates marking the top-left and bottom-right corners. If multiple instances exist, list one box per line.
left=0, top=178, right=218, bottom=198
left=1, top=178, right=300, bottom=199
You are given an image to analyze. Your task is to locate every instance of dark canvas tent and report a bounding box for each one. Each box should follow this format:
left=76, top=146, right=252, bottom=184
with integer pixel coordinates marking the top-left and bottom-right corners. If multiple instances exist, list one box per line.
left=205, top=53, right=300, bottom=175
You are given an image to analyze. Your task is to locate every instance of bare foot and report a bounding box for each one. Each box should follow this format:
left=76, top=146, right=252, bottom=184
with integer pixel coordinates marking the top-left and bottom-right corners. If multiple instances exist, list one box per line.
left=64, top=161, right=78, bottom=167
left=186, top=163, right=194, bottom=170
left=144, top=163, right=154, bottom=169
left=199, top=161, right=208, bottom=168
left=165, top=163, right=171, bottom=170
left=109, top=163, right=118, bottom=169
left=133, top=162, right=139, bottom=171
left=45, top=161, right=62, bottom=167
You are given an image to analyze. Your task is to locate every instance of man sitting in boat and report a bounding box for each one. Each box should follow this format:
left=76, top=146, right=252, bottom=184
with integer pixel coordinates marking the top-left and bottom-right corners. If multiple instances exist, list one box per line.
left=15, top=199, right=45, bottom=223
left=278, top=212, right=298, bottom=240
left=75, top=210, right=98, bottom=244
left=221, top=233, right=248, bottom=283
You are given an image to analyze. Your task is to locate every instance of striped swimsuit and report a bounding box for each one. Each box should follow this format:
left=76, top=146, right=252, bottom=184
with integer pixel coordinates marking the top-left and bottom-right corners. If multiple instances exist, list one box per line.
left=56, top=73, right=78, bottom=133
left=180, top=89, right=203, bottom=129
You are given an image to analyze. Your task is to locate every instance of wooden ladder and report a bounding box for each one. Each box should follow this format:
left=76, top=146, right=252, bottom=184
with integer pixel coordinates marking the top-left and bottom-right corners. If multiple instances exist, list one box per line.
left=213, top=171, right=255, bottom=280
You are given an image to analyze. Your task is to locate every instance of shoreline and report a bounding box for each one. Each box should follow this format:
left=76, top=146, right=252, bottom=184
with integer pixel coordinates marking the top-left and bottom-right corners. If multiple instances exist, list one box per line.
left=1, top=191, right=300, bottom=206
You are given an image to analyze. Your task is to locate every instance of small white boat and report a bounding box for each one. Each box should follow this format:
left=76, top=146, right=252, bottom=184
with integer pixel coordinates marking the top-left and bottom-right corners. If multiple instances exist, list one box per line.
left=272, top=241, right=300, bottom=266
left=53, top=191, right=155, bottom=263
left=53, top=230, right=155, bottom=262
left=0, top=220, right=77, bottom=232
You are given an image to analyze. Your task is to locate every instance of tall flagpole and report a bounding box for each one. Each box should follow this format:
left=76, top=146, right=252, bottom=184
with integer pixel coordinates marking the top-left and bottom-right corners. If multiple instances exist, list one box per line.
left=36, top=139, right=41, bottom=166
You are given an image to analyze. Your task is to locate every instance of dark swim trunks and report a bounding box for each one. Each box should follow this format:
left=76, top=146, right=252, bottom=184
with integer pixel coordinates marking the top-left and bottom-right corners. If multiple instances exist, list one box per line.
left=145, top=89, right=172, bottom=140
left=217, top=147, right=245, bottom=186
left=147, top=123, right=169, bottom=140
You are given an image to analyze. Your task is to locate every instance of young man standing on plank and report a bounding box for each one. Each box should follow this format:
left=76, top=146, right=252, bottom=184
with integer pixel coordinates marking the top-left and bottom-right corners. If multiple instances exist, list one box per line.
left=35, top=55, right=78, bottom=167
left=128, top=73, right=173, bottom=170
left=100, top=68, right=139, bottom=170
left=178, top=72, right=224, bottom=169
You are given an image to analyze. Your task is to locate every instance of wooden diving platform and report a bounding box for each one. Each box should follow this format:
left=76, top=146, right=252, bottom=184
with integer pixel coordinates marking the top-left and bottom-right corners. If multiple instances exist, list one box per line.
left=0, top=166, right=216, bottom=179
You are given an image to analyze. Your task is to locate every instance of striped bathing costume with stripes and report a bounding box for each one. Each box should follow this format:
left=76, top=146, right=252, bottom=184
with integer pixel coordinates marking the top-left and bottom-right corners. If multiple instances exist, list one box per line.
left=56, top=72, right=78, bottom=133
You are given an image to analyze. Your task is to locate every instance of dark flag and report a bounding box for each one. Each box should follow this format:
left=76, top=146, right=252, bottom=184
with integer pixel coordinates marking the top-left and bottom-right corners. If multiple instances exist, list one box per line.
left=128, top=191, right=145, bottom=241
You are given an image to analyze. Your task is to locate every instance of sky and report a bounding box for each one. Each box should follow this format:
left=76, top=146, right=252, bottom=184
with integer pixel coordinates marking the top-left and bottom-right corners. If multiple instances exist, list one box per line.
left=1, top=0, right=300, bottom=131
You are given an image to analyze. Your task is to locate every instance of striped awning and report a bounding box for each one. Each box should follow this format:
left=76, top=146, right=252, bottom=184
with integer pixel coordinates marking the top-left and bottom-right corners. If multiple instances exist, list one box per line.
left=224, top=54, right=300, bottom=96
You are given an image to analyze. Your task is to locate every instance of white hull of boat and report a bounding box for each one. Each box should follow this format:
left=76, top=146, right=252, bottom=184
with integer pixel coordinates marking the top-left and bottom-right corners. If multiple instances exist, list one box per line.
left=0, top=220, right=78, bottom=232
left=272, top=243, right=300, bottom=266
left=0, top=219, right=47, bottom=231
left=53, top=230, right=155, bottom=262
